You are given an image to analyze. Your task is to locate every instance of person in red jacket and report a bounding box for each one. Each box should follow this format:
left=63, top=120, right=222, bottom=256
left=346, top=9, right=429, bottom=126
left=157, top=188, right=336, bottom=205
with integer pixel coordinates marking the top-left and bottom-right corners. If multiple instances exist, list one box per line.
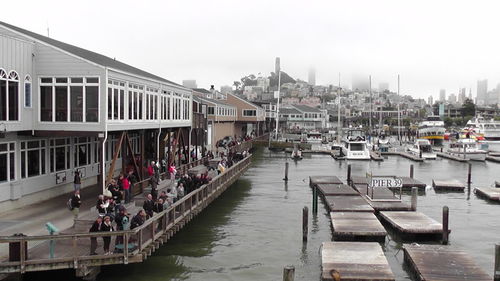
left=120, top=173, right=130, bottom=204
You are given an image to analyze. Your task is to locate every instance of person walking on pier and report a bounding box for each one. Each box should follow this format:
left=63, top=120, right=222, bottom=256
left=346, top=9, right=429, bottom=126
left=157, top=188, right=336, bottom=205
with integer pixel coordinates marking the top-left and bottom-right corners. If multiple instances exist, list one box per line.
left=74, top=170, right=81, bottom=191
left=100, top=215, right=114, bottom=255
left=120, top=173, right=131, bottom=204
left=89, top=216, right=102, bottom=255
left=70, top=190, right=81, bottom=226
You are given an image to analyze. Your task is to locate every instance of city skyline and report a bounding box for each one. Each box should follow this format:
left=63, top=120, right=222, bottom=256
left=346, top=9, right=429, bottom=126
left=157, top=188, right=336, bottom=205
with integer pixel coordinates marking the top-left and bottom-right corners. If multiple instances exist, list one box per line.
left=2, top=0, right=500, bottom=99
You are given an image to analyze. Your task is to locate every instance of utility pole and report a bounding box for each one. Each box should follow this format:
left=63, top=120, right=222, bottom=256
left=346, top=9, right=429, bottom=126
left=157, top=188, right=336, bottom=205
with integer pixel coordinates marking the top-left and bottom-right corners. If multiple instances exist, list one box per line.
left=274, top=58, right=281, bottom=140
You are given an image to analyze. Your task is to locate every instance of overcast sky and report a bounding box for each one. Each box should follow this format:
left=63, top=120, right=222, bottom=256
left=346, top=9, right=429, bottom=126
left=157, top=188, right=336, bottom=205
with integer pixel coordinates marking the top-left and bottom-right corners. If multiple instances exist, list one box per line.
left=3, top=0, right=500, bottom=99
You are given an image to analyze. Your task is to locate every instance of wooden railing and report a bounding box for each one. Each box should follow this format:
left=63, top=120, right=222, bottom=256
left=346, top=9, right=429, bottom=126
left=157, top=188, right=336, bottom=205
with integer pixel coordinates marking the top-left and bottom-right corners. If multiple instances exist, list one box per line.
left=0, top=155, right=252, bottom=274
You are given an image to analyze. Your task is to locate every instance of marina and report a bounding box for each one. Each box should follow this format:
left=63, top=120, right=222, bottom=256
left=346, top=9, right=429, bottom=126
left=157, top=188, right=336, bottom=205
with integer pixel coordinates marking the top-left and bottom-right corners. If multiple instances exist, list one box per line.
left=378, top=211, right=446, bottom=240
left=330, top=212, right=387, bottom=242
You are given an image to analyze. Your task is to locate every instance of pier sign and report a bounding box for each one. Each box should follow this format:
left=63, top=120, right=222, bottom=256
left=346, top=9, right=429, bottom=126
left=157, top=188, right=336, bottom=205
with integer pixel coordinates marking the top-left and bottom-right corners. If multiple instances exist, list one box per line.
left=369, top=177, right=403, bottom=188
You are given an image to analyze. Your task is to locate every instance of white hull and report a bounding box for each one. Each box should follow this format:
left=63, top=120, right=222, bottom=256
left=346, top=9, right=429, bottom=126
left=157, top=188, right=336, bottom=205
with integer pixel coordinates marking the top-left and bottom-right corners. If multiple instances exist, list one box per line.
left=447, top=150, right=487, bottom=161
left=342, top=145, right=371, bottom=160
left=408, top=148, right=437, bottom=159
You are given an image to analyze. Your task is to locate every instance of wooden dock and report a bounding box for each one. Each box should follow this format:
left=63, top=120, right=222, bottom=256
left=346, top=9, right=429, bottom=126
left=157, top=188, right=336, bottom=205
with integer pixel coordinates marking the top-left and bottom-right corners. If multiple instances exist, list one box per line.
left=432, top=179, right=466, bottom=192
left=370, top=151, right=384, bottom=161
left=321, top=242, right=395, bottom=281
left=309, top=176, right=343, bottom=187
left=378, top=211, right=445, bottom=240
left=324, top=195, right=374, bottom=213
left=381, top=151, right=424, bottom=162
left=330, top=212, right=386, bottom=242
left=351, top=175, right=426, bottom=191
left=486, top=155, right=500, bottom=163
left=436, top=152, right=469, bottom=162
left=317, top=184, right=359, bottom=197
left=403, top=244, right=491, bottom=281
left=0, top=155, right=253, bottom=278
left=474, top=187, right=500, bottom=201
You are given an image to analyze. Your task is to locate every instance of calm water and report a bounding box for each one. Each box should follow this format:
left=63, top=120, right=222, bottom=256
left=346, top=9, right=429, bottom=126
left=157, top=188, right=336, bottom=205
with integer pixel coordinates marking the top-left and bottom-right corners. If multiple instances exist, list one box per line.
left=25, top=145, right=500, bottom=280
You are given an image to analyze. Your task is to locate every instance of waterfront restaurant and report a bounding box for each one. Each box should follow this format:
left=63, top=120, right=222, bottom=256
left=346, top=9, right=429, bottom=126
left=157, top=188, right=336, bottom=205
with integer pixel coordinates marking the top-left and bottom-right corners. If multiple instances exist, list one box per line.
left=0, top=21, right=192, bottom=212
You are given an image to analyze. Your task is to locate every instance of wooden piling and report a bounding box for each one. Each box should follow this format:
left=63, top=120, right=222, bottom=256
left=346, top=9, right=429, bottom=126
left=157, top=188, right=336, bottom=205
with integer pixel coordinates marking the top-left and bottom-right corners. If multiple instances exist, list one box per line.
left=410, top=164, right=414, bottom=179
left=347, top=164, right=351, bottom=186
left=411, top=187, right=417, bottom=211
left=467, top=163, right=472, bottom=194
left=442, top=206, right=449, bottom=245
left=495, top=244, right=500, bottom=281
left=284, top=162, right=289, bottom=181
left=283, top=265, right=295, bottom=281
left=302, top=207, right=308, bottom=242
left=312, top=186, right=318, bottom=214
left=419, top=150, right=422, bottom=159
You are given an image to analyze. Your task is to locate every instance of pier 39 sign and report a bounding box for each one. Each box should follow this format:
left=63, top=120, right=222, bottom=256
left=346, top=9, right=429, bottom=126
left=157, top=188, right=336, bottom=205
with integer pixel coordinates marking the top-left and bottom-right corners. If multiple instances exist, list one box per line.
left=369, top=176, right=403, bottom=188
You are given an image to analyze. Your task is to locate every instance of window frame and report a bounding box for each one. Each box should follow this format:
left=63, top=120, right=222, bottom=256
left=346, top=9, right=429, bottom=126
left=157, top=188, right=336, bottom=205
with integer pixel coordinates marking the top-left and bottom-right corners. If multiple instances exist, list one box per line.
left=24, top=75, right=32, bottom=108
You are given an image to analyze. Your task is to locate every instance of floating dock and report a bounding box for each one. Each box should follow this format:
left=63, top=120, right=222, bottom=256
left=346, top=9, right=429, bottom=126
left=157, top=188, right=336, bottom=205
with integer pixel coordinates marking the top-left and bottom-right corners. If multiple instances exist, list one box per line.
left=378, top=211, right=445, bottom=240
left=324, top=195, right=374, bottom=213
left=380, top=151, right=424, bottom=162
left=474, top=187, right=500, bottom=201
left=317, top=184, right=359, bottom=197
left=403, top=244, right=491, bottom=281
left=310, top=176, right=343, bottom=187
left=330, top=212, right=386, bottom=242
left=432, top=179, right=466, bottom=192
left=486, top=155, right=500, bottom=163
left=321, top=242, right=395, bottom=281
left=370, top=151, right=384, bottom=161
left=436, top=152, right=469, bottom=162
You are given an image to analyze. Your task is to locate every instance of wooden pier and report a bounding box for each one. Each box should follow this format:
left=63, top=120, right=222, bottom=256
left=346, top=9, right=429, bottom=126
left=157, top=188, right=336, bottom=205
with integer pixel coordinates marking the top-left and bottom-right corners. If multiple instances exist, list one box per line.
left=380, top=151, right=424, bottom=162
left=432, top=179, right=466, bottom=192
left=370, top=151, right=384, bottom=161
left=486, top=155, right=500, bottom=163
left=321, top=242, right=395, bottom=281
left=0, top=155, right=252, bottom=278
left=378, top=211, right=445, bottom=240
left=324, top=196, right=374, bottom=213
left=309, top=176, right=343, bottom=188
left=351, top=175, right=426, bottom=191
left=317, top=184, right=359, bottom=197
left=330, top=212, right=386, bottom=242
left=403, top=244, right=491, bottom=281
left=474, top=187, right=500, bottom=201
left=436, top=152, right=469, bottom=162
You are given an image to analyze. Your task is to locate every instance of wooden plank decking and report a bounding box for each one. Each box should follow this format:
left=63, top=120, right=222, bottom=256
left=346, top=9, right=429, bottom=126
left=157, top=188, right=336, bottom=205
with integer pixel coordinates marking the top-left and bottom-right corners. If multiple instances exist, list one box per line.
left=330, top=212, right=386, bottom=242
left=321, top=242, right=395, bottom=281
left=474, top=187, right=500, bottom=201
left=432, top=179, right=466, bottom=192
left=317, top=184, right=359, bottom=197
left=379, top=211, right=445, bottom=240
left=403, top=244, right=491, bottom=281
left=324, top=196, right=374, bottom=213
left=436, top=152, right=469, bottom=162
left=309, top=176, right=343, bottom=187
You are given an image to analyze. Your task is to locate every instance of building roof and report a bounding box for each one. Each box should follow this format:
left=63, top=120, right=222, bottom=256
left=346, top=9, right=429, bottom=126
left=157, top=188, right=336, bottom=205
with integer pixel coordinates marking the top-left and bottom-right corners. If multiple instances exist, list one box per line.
left=192, top=88, right=212, bottom=94
left=293, top=104, right=322, bottom=113
left=280, top=107, right=302, bottom=114
left=197, top=96, right=235, bottom=107
left=0, top=21, right=180, bottom=87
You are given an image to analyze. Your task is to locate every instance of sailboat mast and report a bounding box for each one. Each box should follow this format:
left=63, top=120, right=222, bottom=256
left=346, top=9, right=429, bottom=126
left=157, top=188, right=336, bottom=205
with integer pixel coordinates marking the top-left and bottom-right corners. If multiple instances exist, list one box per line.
left=337, top=73, right=341, bottom=143
left=274, top=58, right=281, bottom=140
left=397, top=74, right=401, bottom=142
left=369, top=75, right=372, bottom=135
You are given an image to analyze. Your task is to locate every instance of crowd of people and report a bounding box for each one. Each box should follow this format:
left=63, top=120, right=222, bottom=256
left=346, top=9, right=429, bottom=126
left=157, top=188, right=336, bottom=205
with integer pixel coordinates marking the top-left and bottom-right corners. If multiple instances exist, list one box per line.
left=69, top=137, right=252, bottom=255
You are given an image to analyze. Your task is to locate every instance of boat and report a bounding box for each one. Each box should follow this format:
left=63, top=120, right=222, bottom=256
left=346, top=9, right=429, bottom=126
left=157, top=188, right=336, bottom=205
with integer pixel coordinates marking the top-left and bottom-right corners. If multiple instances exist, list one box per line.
left=417, top=116, right=445, bottom=145
left=461, top=116, right=500, bottom=140
left=407, top=139, right=437, bottom=159
left=341, top=129, right=371, bottom=160
left=447, top=138, right=488, bottom=161
left=291, top=144, right=303, bottom=160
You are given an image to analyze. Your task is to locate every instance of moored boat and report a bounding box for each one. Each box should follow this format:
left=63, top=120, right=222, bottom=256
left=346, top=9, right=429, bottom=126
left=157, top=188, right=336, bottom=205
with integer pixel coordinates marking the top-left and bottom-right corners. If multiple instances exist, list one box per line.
left=447, top=138, right=488, bottom=161
left=407, top=139, right=437, bottom=159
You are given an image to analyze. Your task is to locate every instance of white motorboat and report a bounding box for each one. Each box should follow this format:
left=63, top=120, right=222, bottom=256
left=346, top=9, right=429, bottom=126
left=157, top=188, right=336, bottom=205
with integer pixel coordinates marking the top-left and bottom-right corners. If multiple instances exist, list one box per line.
left=407, top=139, right=437, bottom=159
left=341, top=129, right=371, bottom=160
left=447, top=138, right=488, bottom=161
left=301, top=131, right=322, bottom=144
left=461, top=116, right=500, bottom=141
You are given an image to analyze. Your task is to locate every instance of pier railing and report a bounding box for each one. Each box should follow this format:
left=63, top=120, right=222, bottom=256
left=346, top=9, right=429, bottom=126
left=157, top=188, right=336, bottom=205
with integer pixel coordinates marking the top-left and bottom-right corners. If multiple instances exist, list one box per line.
left=0, top=155, right=252, bottom=274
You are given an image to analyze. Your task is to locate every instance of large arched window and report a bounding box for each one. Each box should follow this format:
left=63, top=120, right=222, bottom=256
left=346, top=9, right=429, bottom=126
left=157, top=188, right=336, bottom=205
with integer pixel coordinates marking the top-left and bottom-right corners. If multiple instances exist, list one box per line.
left=0, top=70, right=19, bottom=121
left=24, top=75, right=32, bottom=108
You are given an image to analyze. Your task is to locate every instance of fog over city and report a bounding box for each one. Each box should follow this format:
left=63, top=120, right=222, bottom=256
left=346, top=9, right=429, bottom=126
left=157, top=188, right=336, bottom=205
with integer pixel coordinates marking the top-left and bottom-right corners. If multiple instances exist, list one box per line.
left=3, top=0, right=500, bottom=98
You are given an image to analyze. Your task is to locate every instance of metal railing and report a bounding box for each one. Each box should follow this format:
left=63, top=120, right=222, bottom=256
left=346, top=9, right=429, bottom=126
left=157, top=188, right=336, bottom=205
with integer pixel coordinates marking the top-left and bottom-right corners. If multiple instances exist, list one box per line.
left=0, top=155, right=252, bottom=274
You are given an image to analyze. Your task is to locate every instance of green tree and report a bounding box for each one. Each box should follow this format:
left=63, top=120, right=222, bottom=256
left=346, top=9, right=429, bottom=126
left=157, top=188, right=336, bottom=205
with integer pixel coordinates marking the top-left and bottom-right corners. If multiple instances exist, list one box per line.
left=461, top=99, right=475, bottom=117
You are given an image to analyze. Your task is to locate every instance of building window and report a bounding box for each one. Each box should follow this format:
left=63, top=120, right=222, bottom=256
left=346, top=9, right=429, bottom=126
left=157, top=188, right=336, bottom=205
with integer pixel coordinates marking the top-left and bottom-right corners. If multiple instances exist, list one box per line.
left=24, top=75, right=32, bottom=108
left=40, top=77, right=99, bottom=122
left=21, top=140, right=46, bottom=178
left=0, top=70, right=19, bottom=121
left=243, top=109, right=257, bottom=116
left=50, top=138, right=70, bottom=172
left=0, top=142, right=15, bottom=182
left=74, top=137, right=92, bottom=167
left=128, top=84, right=144, bottom=120
left=107, top=80, right=125, bottom=121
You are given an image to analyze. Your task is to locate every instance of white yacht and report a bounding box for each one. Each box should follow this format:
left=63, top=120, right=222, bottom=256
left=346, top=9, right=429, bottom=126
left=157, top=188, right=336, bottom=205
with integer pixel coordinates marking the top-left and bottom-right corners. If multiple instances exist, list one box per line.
left=418, top=116, right=445, bottom=145
left=408, top=139, right=437, bottom=159
left=341, top=129, right=371, bottom=160
left=462, top=116, right=500, bottom=141
left=447, top=138, right=488, bottom=161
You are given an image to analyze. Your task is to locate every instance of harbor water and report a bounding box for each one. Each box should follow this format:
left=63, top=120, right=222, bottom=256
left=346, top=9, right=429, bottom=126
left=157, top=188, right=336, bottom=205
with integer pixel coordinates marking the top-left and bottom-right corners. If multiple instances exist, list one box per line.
left=25, top=144, right=500, bottom=280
